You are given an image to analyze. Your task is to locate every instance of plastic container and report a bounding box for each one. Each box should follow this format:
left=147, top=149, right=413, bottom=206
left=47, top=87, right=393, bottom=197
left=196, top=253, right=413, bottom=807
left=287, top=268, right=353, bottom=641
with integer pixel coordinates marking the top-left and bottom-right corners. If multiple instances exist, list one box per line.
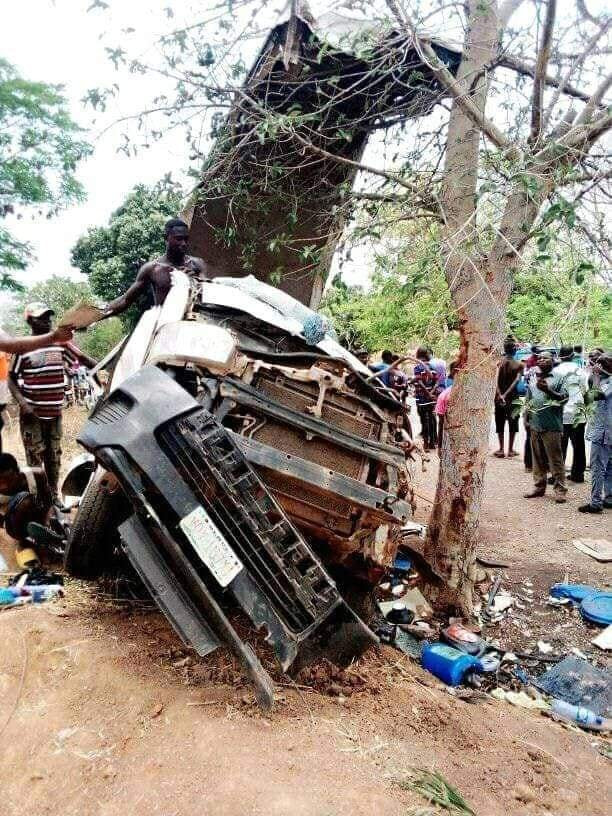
left=25, top=585, right=64, bottom=603
left=421, top=643, right=481, bottom=686
left=550, top=699, right=611, bottom=731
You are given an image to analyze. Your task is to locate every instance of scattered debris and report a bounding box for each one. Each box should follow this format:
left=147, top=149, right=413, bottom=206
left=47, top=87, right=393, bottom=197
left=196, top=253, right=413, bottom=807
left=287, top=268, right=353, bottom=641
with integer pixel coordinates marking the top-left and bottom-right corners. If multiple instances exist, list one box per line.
left=591, top=625, right=612, bottom=651
left=580, top=592, right=612, bottom=626
left=396, top=769, right=475, bottom=816
left=421, top=643, right=482, bottom=687
left=490, top=689, right=549, bottom=710
left=534, top=657, right=611, bottom=717
left=572, top=538, right=612, bottom=563
left=537, top=640, right=554, bottom=655
left=441, top=623, right=483, bottom=656
left=550, top=699, right=610, bottom=731
left=549, top=582, right=599, bottom=603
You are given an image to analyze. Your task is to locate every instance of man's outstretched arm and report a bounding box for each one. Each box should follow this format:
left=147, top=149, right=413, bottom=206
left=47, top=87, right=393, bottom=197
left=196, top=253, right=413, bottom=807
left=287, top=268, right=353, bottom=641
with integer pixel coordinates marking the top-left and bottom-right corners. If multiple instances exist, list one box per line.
left=104, top=262, right=153, bottom=318
left=0, top=326, right=73, bottom=355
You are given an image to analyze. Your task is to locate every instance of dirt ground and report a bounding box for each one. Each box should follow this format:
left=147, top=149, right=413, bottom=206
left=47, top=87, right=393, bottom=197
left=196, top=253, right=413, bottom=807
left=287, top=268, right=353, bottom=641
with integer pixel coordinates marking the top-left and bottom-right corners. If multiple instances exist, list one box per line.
left=0, top=406, right=610, bottom=816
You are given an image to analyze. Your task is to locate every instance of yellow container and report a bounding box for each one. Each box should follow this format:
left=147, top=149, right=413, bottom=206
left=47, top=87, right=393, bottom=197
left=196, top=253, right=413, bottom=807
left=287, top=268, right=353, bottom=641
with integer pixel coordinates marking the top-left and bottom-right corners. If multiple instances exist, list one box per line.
left=15, top=546, right=39, bottom=569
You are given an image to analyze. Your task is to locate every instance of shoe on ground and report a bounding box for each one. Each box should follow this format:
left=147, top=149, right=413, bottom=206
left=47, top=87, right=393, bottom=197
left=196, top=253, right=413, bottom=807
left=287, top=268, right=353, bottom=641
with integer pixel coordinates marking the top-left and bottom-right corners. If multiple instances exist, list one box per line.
left=602, top=498, right=612, bottom=509
left=524, top=490, right=545, bottom=498
left=578, top=504, right=602, bottom=514
left=547, top=476, right=555, bottom=485
left=554, top=494, right=567, bottom=504
left=567, top=476, right=585, bottom=483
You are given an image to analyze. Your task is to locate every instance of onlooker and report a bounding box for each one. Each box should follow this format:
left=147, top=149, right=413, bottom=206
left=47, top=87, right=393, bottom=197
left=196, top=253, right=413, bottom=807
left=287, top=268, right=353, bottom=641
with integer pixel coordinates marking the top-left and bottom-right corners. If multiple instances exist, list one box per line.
left=414, top=347, right=440, bottom=450
left=573, top=345, right=584, bottom=366
left=9, top=304, right=95, bottom=502
left=0, top=351, right=9, bottom=453
left=553, top=345, right=588, bottom=482
left=370, top=350, right=394, bottom=387
left=523, top=351, right=568, bottom=502
left=524, top=345, right=540, bottom=372
left=0, top=452, right=54, bottom=567
left=579, top=353, right=612, bottom=514
left=435, top=361, right=458, bottom=452
left=494, top=339, right=524, bottom=458
left=427, top=347, right=447, bottom=387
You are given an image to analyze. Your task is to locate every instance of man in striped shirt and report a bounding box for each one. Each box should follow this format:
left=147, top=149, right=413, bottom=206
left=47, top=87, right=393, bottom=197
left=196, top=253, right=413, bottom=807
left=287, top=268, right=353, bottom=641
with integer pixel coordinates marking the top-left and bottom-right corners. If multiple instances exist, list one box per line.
left=9, top=303, right=96, bottom=501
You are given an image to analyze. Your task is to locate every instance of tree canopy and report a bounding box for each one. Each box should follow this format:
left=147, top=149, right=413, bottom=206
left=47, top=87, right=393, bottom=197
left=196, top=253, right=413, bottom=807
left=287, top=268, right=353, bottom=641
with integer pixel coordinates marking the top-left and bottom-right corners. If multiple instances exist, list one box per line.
left=0, top=59, right=91, bottom=289
left=71, top=181, right=185, bottom=327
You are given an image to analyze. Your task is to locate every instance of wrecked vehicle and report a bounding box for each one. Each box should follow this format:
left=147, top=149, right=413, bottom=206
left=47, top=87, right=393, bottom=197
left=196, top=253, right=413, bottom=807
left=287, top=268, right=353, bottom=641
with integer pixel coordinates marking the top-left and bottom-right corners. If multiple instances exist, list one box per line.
left=63, top=272, right=415, bottom=706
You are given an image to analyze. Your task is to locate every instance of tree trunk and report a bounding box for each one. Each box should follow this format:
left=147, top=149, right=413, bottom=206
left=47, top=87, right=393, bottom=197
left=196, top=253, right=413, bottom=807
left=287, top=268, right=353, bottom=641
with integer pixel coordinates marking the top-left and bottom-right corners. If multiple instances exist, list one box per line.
left=421, top=292, right=501, bottom=613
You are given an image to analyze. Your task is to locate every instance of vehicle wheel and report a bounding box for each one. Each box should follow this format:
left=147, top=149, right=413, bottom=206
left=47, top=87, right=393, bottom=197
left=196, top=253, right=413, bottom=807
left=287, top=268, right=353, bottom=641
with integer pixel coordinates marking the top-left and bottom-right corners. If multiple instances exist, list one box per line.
left=63, top=471, right=125, bottom=578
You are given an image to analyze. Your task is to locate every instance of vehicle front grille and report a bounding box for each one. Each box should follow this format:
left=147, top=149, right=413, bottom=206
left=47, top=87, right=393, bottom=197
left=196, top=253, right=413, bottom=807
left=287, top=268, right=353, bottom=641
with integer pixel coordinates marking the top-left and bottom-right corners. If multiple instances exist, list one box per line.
left=158, top=411, right=339, bottom=634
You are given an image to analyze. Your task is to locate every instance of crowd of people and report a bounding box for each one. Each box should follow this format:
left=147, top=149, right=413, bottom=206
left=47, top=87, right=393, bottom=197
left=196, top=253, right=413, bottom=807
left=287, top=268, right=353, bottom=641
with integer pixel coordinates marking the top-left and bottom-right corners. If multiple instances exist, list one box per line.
left=365, top=340, right=612, bottom=515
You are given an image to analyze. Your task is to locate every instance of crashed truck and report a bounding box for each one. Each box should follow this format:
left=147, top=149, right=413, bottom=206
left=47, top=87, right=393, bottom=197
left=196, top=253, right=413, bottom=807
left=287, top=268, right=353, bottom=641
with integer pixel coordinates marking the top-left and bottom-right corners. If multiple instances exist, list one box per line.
left=63, top=272, right=417, bottom=707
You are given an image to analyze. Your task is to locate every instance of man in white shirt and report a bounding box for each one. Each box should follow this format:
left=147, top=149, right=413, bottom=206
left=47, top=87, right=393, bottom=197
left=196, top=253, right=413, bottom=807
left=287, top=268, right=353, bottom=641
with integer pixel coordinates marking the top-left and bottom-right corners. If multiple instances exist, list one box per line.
left=553, top=345, right=588, bottom=482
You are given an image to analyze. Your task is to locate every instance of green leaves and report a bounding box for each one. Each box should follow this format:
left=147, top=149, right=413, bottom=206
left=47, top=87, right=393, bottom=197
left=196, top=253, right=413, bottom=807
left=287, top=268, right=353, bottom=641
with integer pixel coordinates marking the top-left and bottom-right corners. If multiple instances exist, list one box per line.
left=0, top=59, right=91, bottom=289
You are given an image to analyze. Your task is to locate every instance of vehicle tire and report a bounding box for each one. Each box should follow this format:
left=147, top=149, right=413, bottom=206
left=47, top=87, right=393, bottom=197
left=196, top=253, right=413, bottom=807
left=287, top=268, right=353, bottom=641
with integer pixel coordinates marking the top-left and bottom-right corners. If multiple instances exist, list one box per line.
left=63, top=471, right=125, bottom=578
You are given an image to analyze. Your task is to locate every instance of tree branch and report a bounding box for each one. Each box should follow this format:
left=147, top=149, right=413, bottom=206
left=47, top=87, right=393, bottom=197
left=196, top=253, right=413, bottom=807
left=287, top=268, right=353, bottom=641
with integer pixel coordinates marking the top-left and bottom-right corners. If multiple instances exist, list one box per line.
left=497, top=54, right=591, bottom=104
left=385, top=0, right=514, bottom=155
left=543, top=19, right=611, bottom=131
left=575, top=72, right=612, bottom=126
left=530, top=0, right=557, bottom=144
left=576, top=0, right=598, bottom=25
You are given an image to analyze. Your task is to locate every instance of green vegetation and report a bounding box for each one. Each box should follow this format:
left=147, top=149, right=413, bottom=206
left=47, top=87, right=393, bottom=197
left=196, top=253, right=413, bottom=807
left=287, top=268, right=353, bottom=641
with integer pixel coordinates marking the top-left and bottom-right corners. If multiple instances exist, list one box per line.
left=0, top=59, right=91, bottom=289
left=322, top=222, right=610, bottom=356
left=4, top=275, right=124, bottom=361
left=71, top=181, right=184, bottom=328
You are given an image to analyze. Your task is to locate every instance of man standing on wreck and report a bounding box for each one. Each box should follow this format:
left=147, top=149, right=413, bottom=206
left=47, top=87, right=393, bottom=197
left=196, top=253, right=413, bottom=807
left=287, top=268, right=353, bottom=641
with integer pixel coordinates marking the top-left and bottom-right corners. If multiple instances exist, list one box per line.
left=103, top=218, right=209, bottom=317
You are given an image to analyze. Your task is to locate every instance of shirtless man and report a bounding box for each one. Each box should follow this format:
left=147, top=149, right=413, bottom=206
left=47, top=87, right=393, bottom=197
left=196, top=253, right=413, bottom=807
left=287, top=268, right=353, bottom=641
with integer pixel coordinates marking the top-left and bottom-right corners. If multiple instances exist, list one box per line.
left=103, top=218, right=209, bottom=317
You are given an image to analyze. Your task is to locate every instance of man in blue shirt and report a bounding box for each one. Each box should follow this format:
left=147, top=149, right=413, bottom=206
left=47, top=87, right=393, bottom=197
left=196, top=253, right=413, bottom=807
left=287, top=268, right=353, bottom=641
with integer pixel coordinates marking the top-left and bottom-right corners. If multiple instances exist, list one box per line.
left=579, top=353, right=612, bottom=513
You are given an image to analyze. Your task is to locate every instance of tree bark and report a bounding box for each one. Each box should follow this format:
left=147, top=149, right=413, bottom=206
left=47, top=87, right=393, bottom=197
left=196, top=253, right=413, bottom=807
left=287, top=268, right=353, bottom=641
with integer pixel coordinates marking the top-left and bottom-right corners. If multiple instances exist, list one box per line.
left=422, top=262, right=512, bottom=613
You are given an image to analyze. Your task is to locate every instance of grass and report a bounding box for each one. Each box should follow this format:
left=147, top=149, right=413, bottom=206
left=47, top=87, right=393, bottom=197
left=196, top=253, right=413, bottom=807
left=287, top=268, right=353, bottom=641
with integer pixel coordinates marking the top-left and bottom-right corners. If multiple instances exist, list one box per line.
left=397, top=768, right=476, bottom=816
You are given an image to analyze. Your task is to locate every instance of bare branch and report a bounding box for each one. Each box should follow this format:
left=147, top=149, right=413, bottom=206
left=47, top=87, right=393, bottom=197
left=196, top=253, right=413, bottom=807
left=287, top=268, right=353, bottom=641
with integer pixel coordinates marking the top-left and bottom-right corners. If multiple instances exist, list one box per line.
left=530, top=0, right=557, bottom=144
left=575, top=72, right=612, bottom=125
left=543, top=19, right=611, bottom=131
left=576, top=0, right=598, bottom=26
left=497, top=54, right=591, bottom=104
left=385, top=0, right=514, bottom=155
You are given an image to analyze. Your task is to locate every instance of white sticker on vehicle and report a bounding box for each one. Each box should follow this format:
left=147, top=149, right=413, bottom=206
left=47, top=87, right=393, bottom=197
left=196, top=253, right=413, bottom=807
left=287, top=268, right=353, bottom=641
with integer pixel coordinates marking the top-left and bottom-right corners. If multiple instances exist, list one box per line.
left=179, top=506, right=243, bottom=587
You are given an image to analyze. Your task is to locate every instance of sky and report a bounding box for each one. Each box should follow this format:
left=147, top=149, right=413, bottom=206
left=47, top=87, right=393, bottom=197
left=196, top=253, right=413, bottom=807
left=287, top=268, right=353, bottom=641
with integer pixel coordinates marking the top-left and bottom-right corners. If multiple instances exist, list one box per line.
left=1, top=1, right=206, bottom=286
left=1, top=0, right=404, bottom=294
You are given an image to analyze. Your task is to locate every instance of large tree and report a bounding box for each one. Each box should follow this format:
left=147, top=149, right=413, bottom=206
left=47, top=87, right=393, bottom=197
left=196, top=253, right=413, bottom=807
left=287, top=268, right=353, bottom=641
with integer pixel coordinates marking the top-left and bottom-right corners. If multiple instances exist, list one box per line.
left=0, top=58, right=91, bottom=289
left=87, top=0, right=611, bottom=611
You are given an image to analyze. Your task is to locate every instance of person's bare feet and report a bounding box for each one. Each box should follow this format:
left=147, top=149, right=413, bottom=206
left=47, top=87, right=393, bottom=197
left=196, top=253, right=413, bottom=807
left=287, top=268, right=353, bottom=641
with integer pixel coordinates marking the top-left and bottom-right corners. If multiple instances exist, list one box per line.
left=507, top=450, right=519, bottom=457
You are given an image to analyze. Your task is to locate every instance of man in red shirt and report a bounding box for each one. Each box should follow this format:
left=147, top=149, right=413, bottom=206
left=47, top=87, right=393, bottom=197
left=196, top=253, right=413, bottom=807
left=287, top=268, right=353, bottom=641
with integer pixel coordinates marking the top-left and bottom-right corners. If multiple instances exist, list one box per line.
left=9, top=303, right=95, bottom=502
